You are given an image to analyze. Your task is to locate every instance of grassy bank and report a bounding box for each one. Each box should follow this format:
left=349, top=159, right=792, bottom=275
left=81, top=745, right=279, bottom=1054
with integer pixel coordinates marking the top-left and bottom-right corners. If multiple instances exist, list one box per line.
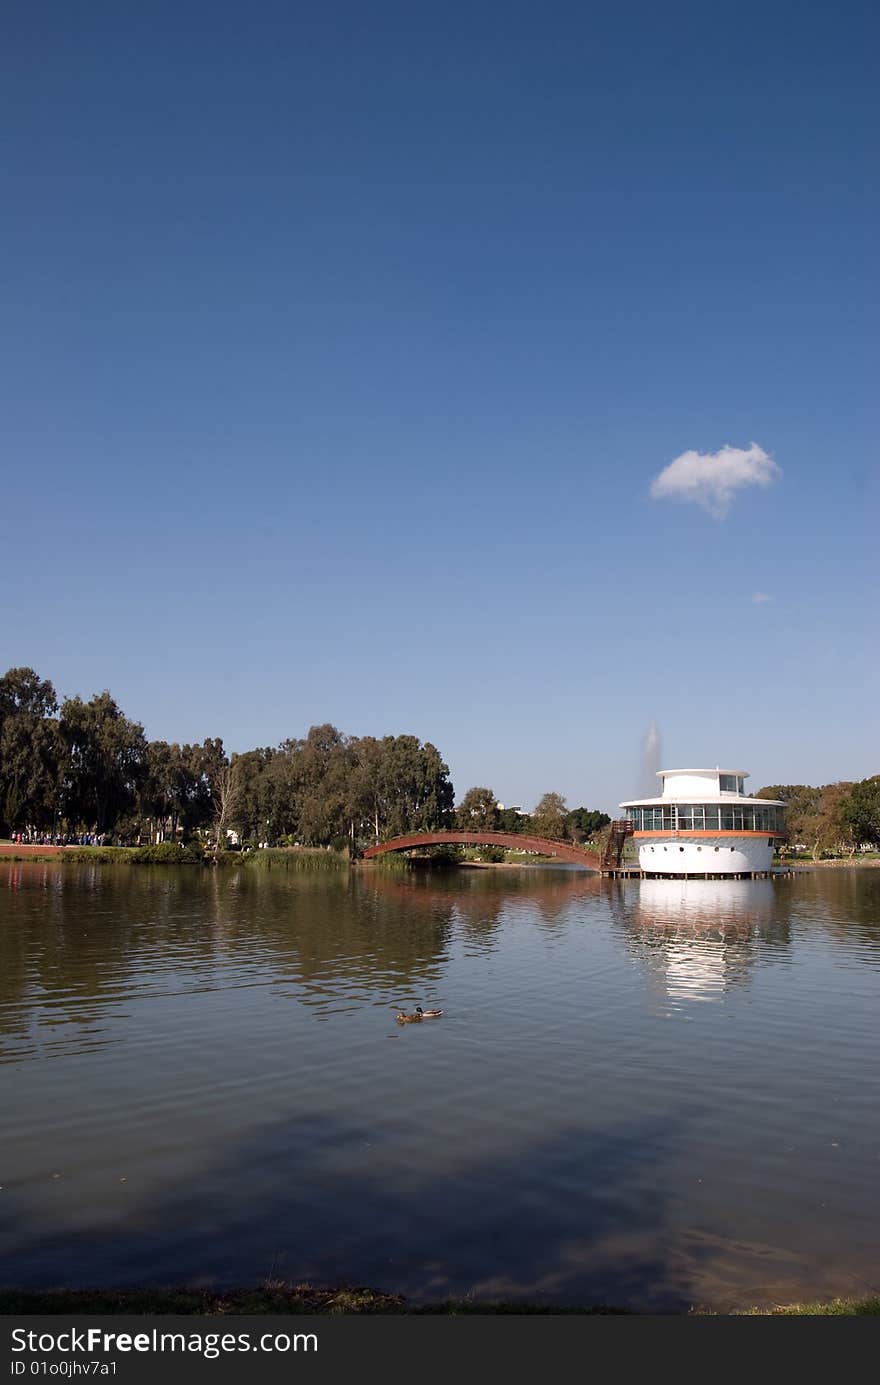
left=0, top=843, right=349, bottom=870
left=737, top=1297, right=880, bottom=1315
left=238, top=847, right=349, bottom=872
left=778, top=856, right=880, bottom=869
left=1, top=1283, right=877, bottom=1316
left=0, top=844, right=159, bottom=864
left=5, top=840, right=878, bottom=873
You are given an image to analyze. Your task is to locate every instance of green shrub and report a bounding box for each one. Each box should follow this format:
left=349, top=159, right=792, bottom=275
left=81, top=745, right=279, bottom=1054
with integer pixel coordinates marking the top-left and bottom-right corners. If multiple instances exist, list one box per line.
left=478, top=845, right=506, bottom=863
left=61, top=847, right=134, bottom=864
left=241, top=847, right=349, bottom=872
left=129, top=841, right=206, bottom=864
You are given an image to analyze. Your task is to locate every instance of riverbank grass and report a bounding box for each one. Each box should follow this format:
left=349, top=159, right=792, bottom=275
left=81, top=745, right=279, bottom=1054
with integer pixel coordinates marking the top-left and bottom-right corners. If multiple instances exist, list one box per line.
left=239, top=847, right=349, bottom=871
left=1, top=1285, right=877, bottom=1315
left=738, top=1296, right=880, bottom=1316
left=0, top=843, right=350, bottom=869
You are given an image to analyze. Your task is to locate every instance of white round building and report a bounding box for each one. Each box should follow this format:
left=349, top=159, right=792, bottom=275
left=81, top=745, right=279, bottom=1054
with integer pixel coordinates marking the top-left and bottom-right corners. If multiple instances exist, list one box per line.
left=619, top=769, right=786, bottom=877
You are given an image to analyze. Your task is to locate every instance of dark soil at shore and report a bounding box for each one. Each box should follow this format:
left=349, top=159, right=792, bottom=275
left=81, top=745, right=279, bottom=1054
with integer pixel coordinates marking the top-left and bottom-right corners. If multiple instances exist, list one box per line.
left=1, top=1284, right=878, bottom=1316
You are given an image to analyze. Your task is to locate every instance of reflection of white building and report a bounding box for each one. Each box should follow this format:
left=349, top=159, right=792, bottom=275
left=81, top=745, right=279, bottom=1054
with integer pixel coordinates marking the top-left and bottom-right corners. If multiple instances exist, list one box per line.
left=620, top=768, right=786, bottom=877
left=634, top=876, right=776, bottom=928
left=624, top=877, right=777, bottom=1003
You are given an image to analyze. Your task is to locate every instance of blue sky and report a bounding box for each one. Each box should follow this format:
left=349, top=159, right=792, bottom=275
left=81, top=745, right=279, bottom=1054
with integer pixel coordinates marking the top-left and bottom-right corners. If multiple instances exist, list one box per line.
left=2, top=1, right=876, bottom=813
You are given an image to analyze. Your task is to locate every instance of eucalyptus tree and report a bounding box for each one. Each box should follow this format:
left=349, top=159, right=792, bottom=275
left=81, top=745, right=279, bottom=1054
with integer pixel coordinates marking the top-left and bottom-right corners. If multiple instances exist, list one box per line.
left=841, top=776, right=880, bottom=848
left=0, top=667, right=57, bottom=726
left=295, top=724, right=353, bottom=845
left=259, top=743, right=305, bottom=841
left=346, top=735, right=386, bottom=844
left=139, top=740, right=207, bottom=842
left=58, top=692, right=146, bottom=834
left=497, top=805, right=531, bottom=833
left=0, top=665, right=462, bottom=849
left=456, top=787, right=500, bottom=832
left=531, top=792, right=568, bottom=841
left=564, top=807, right=611, bottom=842
left=372, top=735, right=454, bottom=839
left=182, top=737, right=242, bottom=849
left=0, top=668, right=63, bottom=833
left=229, top=747, right=277, bottom=841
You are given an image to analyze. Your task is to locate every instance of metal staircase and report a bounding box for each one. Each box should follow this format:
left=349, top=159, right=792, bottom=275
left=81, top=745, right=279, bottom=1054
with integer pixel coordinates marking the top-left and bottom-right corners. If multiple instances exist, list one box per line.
left=600, top=818, right=633, bottom=870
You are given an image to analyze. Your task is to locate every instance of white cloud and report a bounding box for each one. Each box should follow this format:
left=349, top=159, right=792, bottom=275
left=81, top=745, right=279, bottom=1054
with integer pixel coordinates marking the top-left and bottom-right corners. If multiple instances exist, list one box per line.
left=649, top=442, right=781, bottom=519
left=752, top=591, right=772, bottom=604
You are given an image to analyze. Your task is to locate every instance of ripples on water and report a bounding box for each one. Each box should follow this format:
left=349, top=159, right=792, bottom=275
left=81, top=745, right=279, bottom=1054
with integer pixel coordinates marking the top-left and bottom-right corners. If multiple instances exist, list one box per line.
left=1, top=861, right=879, bottom=1310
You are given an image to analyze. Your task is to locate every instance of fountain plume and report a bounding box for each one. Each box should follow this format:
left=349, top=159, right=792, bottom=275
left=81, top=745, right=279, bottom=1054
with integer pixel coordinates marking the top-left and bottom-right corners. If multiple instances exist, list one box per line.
left=638, top=721, right=662, bottom=797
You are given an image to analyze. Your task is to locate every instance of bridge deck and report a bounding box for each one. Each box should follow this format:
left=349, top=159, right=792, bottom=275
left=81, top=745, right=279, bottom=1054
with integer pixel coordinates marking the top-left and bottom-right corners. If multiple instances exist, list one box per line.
left=361, top=831, right=604, bottom=870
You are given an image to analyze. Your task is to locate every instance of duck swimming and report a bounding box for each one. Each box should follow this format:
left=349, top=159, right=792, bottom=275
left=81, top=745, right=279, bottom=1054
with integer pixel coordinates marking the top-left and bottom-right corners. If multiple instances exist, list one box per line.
left=395, top=1005, right=444, bottom=1023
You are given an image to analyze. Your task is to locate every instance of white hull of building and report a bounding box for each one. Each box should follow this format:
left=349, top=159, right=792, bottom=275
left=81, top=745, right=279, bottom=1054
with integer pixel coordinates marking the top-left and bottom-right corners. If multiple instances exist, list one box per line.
left=636, top=835, right=776, bottom=876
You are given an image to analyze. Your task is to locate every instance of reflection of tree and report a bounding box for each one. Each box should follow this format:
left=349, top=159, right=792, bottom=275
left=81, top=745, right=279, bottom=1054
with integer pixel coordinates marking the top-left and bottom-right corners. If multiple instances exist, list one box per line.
left=0, top=863, right=607, bottom=1059
left=607, top=878, right=793, bottom=1003
left=790, top=867, right=880, bottom=952
left=0, top=864, right=151, bottom=1059
left=0, top=862, right=461, bottom=1049
left=365, top=866, right=603, bottom=937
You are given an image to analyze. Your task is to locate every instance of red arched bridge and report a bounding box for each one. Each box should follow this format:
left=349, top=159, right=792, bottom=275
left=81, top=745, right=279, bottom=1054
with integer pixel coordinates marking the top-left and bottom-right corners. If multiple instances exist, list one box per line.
left=361, top=823, right=633, bottom=872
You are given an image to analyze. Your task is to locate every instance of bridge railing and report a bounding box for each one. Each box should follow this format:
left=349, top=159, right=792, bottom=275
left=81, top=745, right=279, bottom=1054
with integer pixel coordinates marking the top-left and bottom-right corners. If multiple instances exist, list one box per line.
left=360, top=830, right=605, bottom=869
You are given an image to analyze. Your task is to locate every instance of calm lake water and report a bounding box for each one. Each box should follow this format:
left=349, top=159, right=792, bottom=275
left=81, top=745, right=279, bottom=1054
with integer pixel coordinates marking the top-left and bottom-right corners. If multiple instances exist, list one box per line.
left=1, top=861, right=878, bottom=1311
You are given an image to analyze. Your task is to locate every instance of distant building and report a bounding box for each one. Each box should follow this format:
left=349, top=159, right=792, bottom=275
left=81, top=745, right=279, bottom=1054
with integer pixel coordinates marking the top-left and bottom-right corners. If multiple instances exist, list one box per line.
left=620, top=767, right=786, bottom=877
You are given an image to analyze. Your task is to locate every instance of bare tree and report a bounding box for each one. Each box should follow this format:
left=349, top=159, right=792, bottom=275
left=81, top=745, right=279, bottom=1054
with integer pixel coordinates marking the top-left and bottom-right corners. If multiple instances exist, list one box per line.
left=212, top=758, right=243, bottom=855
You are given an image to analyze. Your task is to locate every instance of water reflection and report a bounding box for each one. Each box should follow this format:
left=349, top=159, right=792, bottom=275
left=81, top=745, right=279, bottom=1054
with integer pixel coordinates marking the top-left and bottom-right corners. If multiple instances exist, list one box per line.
left=2, top=860, right=879, bottom=1310
left=0, top=864, right=599, bottom=1058
left=365, top=865, right=603, bottom=949
left=613, top=878, right=792, bottom=1006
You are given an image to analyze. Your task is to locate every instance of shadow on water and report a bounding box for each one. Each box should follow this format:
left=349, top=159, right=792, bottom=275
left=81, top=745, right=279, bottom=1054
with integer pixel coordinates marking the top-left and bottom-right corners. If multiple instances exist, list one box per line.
left=0, top=1101, right=706, bottom=1311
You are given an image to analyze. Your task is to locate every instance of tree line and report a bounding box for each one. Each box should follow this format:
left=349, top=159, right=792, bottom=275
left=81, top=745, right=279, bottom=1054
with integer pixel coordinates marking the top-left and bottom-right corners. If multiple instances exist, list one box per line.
left=454, top=786, right=609, bottom=844
left=0, top=667, right=609, bottom=853
left=756, top=781, right=880, bottom=858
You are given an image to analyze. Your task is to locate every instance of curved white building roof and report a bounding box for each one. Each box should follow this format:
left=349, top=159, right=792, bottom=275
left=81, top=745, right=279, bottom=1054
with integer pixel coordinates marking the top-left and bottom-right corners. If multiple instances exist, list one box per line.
left=658, top=768, right=748, bottom=779
left=620, top=767, right=785, bottom=809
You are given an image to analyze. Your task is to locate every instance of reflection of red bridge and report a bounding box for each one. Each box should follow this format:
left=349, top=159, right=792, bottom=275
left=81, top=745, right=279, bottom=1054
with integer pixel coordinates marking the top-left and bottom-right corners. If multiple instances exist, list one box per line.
left=361, top=824, right=634, bottom=872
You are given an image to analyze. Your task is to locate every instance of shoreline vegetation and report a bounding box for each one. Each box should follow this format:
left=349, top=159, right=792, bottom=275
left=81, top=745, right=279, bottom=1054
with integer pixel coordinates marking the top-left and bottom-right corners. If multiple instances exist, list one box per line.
left=0, top=668, right=612, bottom=864
left=0, top=1284, right=877, bottom=1316
left=0, top=841, right=351, bottom=869
left=2, top=666, right=878, bottom=866
left=2, top=840, right=880, bottom=871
